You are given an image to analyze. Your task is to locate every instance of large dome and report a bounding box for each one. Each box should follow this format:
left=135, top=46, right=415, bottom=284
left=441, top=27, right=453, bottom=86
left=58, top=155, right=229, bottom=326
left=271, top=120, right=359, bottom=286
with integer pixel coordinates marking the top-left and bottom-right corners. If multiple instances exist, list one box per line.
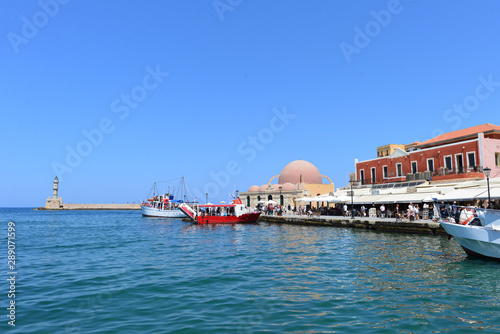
left=278, top=160, right=323, bottom=184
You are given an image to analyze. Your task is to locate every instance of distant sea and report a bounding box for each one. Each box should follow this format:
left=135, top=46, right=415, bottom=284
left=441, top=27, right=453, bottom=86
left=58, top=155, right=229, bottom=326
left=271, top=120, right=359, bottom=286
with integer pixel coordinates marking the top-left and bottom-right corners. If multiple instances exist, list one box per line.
left=1, top=208, right=499, bottom=333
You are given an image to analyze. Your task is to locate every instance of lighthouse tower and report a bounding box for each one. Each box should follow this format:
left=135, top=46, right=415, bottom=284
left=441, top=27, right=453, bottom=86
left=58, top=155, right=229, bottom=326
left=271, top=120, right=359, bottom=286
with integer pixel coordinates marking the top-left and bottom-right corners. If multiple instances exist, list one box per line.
left=53, top=176, right=59, bottom=199
left=45, top=176, right=63, bottom=209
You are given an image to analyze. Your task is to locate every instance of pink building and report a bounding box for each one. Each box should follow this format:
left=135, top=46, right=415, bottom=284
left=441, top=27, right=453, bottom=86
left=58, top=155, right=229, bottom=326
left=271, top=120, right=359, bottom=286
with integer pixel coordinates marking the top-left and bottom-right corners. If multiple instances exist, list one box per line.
left=355, top=123, right=500, bottom=185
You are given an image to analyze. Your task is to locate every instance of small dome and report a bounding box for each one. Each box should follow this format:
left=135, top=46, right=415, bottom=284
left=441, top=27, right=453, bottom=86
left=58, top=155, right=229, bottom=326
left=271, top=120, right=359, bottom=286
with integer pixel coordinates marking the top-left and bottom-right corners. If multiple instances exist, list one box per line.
left=278, top=160, right=323, bottom=184
left=271, top=184, right=280, bottom=190
left=248, top=185, right=259, bottom=192
left=280, top=182, right=295, bottom=191
left=258, top=184, right=269, bottom=192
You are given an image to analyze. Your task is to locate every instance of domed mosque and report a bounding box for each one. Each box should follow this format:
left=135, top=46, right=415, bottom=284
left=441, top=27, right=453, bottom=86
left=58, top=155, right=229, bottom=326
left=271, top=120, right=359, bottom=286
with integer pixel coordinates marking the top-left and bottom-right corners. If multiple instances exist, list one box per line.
left=240, top=160, right=334, bottom=208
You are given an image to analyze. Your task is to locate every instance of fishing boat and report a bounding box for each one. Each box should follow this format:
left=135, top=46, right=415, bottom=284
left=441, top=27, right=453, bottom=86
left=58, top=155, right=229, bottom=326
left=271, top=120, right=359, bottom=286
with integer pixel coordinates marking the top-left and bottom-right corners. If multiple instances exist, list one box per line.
left=179, top=197, right=260, bottom=224
left=438, top=204, right=500, bottom=260
left=141, top=177, right=195, bottom=218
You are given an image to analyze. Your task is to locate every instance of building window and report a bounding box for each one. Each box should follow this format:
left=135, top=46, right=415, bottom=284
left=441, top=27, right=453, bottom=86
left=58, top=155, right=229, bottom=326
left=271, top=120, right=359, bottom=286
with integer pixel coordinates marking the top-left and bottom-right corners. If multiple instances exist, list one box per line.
left=396, top=163, right=402, bottom=177
left=371, top=167, right=376, bottom=184
left=383, top=165, right=388, bottom=178
left=467, top=152, right=476, bottom=171
left=257, top=195, right=261, bottom=202
left=280, top=195, right=284, bottom=206
left=427, top=158, right=434, bottom=172
left=411, top=161, right=418, bottom=174
left=247, top=196, right=250, bottom=207
left=496, top=152, right=500, bottom=167
left=268, top=195, right=273, bottom=200
left=444, top=155, right=453, bottom=171
left=455, top=154, right=464, bottom=173
left=360, top=170, right=365, bottom=184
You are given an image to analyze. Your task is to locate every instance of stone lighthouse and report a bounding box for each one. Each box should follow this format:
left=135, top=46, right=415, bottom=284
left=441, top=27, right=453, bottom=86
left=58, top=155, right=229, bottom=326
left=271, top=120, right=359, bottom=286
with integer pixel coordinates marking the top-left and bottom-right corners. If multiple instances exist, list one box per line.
left=53, top=176, right=59, bottom=199
left=45, top=176, right=63, bottom=209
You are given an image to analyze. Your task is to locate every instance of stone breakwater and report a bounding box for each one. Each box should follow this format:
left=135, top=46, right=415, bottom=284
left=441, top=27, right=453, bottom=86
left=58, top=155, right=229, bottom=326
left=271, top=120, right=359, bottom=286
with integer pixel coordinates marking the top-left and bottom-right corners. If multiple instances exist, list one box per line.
left=259, top=215, right=447, bottom=235
left=35, top=203, right=140, bottom=210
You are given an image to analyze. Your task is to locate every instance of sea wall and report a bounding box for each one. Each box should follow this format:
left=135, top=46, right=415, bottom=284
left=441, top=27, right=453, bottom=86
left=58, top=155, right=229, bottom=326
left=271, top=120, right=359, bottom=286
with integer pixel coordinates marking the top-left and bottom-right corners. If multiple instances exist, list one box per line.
left=259, top=215, right=447, bottom=235
left=36, top=203, right=141, bottom=210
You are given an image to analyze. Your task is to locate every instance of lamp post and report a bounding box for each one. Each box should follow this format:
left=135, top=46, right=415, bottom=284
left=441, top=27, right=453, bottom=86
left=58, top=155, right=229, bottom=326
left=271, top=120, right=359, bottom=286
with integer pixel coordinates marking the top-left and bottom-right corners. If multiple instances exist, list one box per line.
left=205, top=193, right=208, bottom=205
left=484, top=167, right=491, bottom=208
left=279, top=186, right=283, bottom=206
left=350, top=180, right=354, bottom=219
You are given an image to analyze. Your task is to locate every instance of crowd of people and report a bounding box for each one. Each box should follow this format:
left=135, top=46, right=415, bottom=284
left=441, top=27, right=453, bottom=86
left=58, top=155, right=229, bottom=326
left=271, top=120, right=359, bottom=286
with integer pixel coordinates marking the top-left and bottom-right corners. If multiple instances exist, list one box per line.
left=257, top=199, right=497, bottom=221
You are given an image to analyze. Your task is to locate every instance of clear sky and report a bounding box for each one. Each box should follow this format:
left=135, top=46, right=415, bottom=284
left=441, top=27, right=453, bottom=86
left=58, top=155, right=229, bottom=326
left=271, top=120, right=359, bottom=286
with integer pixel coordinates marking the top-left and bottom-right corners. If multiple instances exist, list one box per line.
left=1, top=0, right=500, bottom=207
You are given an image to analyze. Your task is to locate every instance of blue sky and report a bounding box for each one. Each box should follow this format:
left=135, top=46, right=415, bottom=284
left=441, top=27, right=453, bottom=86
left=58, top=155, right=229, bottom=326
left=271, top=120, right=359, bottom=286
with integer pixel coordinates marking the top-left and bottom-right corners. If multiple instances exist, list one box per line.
left=1, top=0, right=500, bottom=207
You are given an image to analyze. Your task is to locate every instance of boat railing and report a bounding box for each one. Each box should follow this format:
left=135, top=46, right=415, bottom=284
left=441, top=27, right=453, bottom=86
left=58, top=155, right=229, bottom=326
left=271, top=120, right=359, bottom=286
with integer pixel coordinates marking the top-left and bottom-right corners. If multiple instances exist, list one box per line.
left=435, top=203, right=482, bottom=226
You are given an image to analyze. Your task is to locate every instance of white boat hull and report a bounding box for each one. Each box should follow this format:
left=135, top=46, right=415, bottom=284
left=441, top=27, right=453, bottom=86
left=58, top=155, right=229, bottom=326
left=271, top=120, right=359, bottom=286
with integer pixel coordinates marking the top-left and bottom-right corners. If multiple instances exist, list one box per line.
left=141, top=205, right=186, bottom=218
left=440, top=221, right=500, bottom=259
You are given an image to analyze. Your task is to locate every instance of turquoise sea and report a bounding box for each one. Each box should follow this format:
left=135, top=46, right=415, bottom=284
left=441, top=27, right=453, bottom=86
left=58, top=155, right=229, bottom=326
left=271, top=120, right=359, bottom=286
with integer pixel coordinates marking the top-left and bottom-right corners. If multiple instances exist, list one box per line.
left=1, top=208, right=500, bottom=333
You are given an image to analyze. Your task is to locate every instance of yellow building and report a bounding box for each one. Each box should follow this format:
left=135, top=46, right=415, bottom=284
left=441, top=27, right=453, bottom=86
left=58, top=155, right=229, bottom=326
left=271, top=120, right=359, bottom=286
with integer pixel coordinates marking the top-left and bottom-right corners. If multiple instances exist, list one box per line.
left=240, top=160, right=334, bottom=208
left=376, top=144, right=406, bottom=158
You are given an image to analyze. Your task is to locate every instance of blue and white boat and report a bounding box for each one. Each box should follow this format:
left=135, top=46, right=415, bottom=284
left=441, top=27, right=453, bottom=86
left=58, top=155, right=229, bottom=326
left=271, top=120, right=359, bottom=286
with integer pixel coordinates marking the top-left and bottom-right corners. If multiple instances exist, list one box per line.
left=439, top=205, right=500, bottom=260
left=141, top=177, right=195, bottom=218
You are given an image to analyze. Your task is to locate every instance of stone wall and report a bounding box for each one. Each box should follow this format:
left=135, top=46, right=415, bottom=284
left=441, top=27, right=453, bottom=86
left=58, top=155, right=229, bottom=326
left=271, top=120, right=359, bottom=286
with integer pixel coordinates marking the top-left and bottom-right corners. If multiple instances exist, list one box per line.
left=37, top=203, right=140, bottom=210
left=62, top=203, right=140, bottom=210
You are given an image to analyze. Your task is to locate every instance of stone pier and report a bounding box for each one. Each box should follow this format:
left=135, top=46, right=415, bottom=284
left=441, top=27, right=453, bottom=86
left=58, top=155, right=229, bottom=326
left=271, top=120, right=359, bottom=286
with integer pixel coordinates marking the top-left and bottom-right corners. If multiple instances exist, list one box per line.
left=35, top=203, right=140, bottom=210
left=259, top=215, right=447, bottom=235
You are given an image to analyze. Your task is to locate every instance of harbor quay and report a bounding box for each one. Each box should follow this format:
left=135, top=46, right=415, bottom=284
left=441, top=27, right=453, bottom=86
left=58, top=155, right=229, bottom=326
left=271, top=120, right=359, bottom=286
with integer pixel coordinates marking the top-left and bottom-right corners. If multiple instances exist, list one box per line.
left=36, top=176, right=140, bottom=210
left=258, top=214, right=447, bottom=235
left=35, top=203, right=140, bottom=210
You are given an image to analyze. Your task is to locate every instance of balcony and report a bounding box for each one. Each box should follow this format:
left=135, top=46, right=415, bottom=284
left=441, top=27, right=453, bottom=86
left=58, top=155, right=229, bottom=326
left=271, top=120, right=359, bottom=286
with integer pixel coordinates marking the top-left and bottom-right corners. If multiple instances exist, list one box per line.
left=358, top=165, right=486, bottom=186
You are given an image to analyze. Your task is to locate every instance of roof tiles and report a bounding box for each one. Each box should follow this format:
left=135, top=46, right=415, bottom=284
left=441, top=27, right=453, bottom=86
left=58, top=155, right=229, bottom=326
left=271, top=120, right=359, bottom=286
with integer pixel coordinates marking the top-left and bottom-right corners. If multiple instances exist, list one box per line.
left=417, top=123, right=500, bottom=147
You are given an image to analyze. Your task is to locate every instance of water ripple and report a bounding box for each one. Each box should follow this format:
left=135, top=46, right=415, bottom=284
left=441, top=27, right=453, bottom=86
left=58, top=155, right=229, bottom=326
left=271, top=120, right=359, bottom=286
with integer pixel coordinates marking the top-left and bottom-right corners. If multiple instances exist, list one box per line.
left=2, top=209, right=500, bottom=333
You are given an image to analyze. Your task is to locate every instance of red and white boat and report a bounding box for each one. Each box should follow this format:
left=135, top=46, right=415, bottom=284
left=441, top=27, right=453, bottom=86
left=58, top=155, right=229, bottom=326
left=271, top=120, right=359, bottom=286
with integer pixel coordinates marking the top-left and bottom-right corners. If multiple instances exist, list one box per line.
left=179, top=198, right=261, bottom=224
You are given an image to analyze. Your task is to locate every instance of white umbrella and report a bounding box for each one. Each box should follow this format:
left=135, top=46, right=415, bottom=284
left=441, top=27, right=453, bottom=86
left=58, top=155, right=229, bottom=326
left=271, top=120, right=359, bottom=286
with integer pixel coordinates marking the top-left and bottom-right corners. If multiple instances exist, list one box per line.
left=266, top=200, right=277, bottom=205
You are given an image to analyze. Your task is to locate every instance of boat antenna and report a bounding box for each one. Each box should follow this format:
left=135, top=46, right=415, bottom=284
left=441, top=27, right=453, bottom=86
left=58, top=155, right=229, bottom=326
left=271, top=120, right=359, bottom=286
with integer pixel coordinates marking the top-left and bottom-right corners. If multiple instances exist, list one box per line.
left=145, top=182, right=158, bottom=200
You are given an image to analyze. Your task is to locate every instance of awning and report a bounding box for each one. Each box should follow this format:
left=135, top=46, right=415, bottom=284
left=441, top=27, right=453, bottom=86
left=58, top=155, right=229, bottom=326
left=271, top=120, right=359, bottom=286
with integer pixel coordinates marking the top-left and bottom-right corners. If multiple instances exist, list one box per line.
left=352, top=194, right=387, bottom=204
left=296, top=195, right=331, bottom=202
left=476, top=187, right=500, bottom=199
left=438, top=187, right=488, bottom=202
left=373, top=192, right=442, bottom=204
left=327, top=195, right=352, bottom=203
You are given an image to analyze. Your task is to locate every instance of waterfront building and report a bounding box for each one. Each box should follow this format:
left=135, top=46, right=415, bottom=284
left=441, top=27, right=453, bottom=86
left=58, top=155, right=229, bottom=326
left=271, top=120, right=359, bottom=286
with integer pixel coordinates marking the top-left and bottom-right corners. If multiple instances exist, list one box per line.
left=355, top=123, right=500, bottom=185
left=240, top=160, right=334, bottom=208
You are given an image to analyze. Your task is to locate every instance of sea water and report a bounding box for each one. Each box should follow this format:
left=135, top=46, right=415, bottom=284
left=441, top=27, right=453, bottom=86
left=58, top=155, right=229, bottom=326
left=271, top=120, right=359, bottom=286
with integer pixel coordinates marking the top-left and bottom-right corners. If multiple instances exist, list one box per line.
left=1, top=208, right=499, bottom=333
